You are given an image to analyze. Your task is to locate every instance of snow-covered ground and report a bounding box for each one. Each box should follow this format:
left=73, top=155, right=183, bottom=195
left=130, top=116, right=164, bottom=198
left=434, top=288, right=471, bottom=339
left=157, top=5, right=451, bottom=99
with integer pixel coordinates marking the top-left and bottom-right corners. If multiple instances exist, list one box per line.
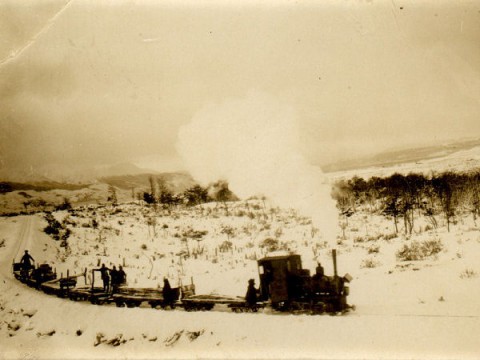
left=1, top=196, right=480, bottom=359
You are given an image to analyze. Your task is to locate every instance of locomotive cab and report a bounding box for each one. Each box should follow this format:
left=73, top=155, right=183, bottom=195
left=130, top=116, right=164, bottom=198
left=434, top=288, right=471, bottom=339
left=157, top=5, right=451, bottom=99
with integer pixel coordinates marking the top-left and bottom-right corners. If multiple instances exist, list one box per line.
left=257, top=254, right=310, bottom=308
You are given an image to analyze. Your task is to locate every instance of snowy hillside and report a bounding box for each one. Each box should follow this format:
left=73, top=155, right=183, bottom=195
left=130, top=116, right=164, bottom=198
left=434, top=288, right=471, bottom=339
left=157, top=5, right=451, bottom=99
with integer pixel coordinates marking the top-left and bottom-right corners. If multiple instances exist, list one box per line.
left=0, top=172, right=195, bottom=215
left=329, top=144, right=480, bottom=181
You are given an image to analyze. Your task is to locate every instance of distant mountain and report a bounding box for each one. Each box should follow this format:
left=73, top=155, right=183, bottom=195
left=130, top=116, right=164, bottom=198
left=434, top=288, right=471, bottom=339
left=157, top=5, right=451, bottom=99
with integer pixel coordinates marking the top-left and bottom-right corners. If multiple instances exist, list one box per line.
left=0, top=160, right=195, bottom=198
left=99, top=172, right=196, bottom=194
left=328, top=140, right=480, bottom=181
left=322, top=138, right=480, bottom=173
left=94, top=162, right=159, bottom=178
left=0, top=162, right=157, bottom=184
left=0, top=171, right=197, bottom=214
left=0, top=170, right=196, bottom=195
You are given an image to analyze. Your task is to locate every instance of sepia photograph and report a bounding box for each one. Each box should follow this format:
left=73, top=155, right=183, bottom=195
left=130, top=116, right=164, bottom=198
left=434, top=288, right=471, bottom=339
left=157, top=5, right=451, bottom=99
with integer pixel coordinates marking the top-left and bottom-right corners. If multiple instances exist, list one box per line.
left=1, top=0, right=480, bottom=359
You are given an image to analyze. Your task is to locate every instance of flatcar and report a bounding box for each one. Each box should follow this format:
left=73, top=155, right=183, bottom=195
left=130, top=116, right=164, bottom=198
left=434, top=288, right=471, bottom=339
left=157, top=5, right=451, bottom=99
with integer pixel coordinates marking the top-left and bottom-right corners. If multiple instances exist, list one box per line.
left=12, top=262, right=57, bottom=288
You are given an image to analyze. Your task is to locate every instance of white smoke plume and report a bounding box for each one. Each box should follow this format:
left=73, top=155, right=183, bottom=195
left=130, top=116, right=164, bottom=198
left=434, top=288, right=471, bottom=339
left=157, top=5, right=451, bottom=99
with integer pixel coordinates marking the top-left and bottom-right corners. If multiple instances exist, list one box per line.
left=177, top=90, right=339, bottom=243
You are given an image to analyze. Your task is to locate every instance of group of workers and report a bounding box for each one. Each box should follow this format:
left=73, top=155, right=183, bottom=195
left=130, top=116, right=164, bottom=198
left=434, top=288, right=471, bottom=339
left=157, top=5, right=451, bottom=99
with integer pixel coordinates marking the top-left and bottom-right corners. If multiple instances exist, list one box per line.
left=99, top=264, right=176, bottom=307
left=98, top=264, right=127, bottom=294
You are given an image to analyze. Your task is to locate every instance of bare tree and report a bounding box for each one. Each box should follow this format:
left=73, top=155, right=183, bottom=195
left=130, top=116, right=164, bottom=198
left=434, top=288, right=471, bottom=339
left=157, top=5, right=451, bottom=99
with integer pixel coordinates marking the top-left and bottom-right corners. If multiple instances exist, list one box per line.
left=149, top=176, right=157, bottom=209
left=107, top=185, right=118, bottom=206
left=432, top=173, right=458, bottom=232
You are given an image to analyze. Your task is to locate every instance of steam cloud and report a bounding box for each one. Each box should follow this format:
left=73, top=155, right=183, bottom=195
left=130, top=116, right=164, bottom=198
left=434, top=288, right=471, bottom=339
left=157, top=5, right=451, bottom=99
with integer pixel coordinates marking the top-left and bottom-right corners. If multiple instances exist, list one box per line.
left=177, top=90, right=339, bottom=242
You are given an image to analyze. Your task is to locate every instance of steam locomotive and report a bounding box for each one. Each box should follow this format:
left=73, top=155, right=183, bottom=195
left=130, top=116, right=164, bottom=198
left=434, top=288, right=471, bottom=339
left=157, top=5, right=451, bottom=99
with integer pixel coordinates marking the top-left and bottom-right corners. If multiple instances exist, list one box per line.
left=257, top=249, right=352, bottom=313
left=12, top=249, right=353, bottom=314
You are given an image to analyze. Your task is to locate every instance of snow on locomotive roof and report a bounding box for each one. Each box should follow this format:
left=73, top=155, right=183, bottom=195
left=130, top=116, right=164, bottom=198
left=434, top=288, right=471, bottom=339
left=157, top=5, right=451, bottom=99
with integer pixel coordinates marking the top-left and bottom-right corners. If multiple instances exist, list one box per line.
left=258, top=251, right=299, bottom=261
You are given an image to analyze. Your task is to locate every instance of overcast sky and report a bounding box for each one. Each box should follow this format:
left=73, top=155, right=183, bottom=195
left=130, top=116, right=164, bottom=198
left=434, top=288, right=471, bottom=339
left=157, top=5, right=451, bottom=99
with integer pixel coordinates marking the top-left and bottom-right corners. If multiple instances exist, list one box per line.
left=1, top=0, right=479, bottom=177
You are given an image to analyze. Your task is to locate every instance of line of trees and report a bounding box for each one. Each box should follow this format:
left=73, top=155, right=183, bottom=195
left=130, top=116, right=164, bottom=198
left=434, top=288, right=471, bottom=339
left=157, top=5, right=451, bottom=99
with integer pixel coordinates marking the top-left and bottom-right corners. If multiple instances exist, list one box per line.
left=333, top=171, right=480, bottom=233
left=140, top=176, right=237, bottom=208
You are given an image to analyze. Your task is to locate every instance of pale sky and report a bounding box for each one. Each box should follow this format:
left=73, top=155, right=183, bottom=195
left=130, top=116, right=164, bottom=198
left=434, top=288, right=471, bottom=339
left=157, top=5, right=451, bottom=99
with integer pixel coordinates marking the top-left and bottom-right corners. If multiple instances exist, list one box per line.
left=1, top=0, right=479, bottom=176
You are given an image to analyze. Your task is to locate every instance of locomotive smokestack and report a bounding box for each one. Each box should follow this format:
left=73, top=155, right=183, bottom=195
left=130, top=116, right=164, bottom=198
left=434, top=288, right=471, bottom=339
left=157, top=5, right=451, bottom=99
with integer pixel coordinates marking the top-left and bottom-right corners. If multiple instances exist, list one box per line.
left=332, top=249, right=338, bottom=277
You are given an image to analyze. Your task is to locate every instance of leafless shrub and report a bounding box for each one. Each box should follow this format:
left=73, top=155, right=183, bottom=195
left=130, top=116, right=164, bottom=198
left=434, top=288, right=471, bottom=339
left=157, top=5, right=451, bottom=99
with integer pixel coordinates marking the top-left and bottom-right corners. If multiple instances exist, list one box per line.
left=354, top=236, right=365, bottom=243
left=396, top=238, right=443, bottom=261
left=460, top=268, right=477, bottom=279
left=424, top=224, right=433, bottom=232
left=368, top=244, right=380, bottom=254
left=219, top=241, right=233, bottom=252
left=360, top=258, right=381, bottom=268
left=274, top=227, right=283, bottom=239
left=383, top=233, right=397, bottom=241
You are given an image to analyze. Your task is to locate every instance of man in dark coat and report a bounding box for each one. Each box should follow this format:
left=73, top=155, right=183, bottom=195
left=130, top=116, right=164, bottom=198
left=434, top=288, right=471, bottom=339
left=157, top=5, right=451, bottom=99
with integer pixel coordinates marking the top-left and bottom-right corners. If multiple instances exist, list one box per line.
left=162, top=278, right=175, bottom=309
left=118, top=265, right=127, bottom=285
left=21, top=250, right=34, bottom=271
left=110, top=265, right=119, bottom=294
left=98, top=264, right=110, bottom=293
left=245, top=279, right=258, bottom=307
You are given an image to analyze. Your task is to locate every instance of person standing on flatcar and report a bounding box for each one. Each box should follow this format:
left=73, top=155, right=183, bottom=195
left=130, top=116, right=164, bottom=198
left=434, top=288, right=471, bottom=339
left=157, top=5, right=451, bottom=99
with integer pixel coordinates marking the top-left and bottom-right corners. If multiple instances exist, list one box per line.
left=245, top=279, right=258, bottom=307
left=20, top=250, right=34, bottom=280
left=162, top=277, right=175, bottom=309
left=98, top=264, right=110, bottom=293
left=21, top=250, right=34, bottom=271
left=118, top=265, right=127, bottom=285
left=110, top=265, right=119, bottom=294
left=315, top=262, right=324, bottom=277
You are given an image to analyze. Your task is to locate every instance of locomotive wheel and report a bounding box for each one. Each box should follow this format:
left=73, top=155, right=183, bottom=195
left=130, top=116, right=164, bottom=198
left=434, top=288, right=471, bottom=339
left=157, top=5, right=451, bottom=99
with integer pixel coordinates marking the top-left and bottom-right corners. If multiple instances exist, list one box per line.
left=149, top=301, right=159, bottom=309
left=290, top=302, right=309, bottom=314
left=115, top=301, right=125, bottom=307
left=312, top=303, right=326, bottom=315
left=126, top=301, right=139, bottom=308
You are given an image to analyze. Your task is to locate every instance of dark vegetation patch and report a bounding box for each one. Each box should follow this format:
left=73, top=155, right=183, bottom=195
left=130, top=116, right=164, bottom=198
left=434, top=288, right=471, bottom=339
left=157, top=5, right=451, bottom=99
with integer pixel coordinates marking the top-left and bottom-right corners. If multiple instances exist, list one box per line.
left=0, top=181, right=90, bottom=194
